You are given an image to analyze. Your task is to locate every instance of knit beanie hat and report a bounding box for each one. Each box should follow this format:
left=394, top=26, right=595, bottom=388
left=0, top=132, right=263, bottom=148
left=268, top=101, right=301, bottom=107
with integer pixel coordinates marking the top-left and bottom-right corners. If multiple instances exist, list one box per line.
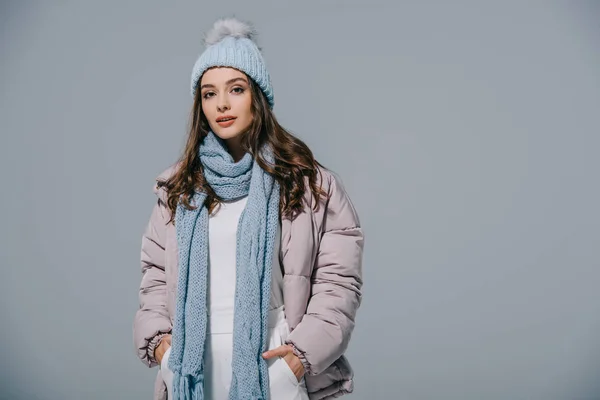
left=190, top=17, right=274, bottom=108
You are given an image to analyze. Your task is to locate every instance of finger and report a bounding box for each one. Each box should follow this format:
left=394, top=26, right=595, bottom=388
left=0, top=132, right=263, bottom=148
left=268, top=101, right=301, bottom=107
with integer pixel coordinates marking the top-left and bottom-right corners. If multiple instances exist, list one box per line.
left=164, top=335, right=172, bottom=345
left=262, top=345, right=291, bottom=359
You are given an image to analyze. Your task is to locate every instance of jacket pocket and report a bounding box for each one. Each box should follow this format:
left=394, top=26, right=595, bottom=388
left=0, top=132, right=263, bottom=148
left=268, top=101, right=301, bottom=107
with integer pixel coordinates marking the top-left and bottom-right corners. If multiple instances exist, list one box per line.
left=270, top=319, right=303, bottom=386
left=277, top=356, right=301, bottom=385
left=160, top=345, right=174, bottom=398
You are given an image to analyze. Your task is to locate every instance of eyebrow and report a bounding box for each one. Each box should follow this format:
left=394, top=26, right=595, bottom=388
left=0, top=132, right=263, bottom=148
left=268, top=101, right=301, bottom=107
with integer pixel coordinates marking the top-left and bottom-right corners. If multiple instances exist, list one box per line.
left=200, top=77, right=248, bottom=90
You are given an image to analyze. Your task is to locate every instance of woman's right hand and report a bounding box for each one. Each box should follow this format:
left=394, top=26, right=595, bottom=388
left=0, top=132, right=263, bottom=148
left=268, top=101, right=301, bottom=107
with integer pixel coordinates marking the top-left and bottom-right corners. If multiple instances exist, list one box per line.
left=155, top=334, right=172, bottom=364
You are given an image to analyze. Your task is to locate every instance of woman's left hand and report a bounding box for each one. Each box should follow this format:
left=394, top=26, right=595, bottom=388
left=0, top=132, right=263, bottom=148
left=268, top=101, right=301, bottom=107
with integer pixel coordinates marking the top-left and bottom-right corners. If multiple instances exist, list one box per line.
left=262, top=345, right=305, bottom=381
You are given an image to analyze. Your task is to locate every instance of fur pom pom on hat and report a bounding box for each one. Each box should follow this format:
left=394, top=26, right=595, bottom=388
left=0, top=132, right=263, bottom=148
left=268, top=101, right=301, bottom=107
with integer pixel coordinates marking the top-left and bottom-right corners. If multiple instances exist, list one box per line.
left=204, top=18, right=256, bottom=46
left=190, top=17, right=274, bottom=108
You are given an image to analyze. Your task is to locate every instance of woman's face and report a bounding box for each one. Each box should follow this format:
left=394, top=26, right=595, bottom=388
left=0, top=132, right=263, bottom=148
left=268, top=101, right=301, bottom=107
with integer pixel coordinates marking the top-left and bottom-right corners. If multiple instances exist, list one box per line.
left=199, top=67, right=253, bottom=141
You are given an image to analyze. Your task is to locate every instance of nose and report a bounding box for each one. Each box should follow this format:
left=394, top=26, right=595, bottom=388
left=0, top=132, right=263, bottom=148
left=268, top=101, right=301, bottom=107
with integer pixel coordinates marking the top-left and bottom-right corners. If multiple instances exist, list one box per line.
left=217, top=95, right=230, bottom=113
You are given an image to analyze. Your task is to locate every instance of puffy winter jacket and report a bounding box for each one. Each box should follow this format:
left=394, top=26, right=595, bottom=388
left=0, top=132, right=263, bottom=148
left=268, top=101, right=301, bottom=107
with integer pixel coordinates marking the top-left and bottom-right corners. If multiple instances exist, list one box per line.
left=133, top=164, right=364, bottom=399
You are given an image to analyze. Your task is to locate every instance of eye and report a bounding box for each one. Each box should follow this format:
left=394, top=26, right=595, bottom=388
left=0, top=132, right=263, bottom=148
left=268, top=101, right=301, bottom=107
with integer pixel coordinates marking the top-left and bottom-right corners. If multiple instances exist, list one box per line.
left=231, top=86, right=245, bottom=94
left=202, top=92, right=215, bottom=99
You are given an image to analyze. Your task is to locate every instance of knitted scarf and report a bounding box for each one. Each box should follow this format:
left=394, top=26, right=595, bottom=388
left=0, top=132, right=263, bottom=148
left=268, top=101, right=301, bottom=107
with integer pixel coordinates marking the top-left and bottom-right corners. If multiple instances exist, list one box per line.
left=168, top=131, right=280, bottom=399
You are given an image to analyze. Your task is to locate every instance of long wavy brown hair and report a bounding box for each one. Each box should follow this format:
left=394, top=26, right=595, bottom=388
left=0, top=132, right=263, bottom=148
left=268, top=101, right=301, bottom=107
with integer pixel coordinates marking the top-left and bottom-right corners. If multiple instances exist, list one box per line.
left=159, top=68, right=326, bottom=225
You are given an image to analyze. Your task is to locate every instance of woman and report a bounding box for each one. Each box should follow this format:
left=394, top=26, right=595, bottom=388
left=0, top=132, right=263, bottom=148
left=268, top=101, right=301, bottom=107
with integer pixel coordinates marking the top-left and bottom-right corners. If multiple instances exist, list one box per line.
left=133, top=17, right=364, bottom=400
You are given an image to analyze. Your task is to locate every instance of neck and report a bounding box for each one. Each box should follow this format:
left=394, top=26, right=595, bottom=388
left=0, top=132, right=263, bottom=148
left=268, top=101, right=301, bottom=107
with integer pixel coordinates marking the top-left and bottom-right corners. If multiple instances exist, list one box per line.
left=225, top=136, right=246, bottom=162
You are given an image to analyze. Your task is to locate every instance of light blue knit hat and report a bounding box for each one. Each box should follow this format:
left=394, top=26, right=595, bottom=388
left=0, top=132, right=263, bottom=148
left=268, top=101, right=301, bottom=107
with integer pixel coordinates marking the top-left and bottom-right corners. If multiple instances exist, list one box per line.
left=191, top=17, right=274, bottom=108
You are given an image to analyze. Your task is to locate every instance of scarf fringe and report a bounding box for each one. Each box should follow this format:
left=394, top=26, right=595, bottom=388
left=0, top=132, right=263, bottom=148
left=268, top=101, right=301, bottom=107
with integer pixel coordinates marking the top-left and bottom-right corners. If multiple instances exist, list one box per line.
left=172, top=372, right=204, bottom=400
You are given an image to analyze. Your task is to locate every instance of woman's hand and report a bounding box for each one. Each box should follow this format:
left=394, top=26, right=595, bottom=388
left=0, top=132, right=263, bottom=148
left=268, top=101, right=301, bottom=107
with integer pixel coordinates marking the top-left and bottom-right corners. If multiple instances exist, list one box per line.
left=262, top=345, right=305, bottom=381
left=154, top=334, right=172, bottom=364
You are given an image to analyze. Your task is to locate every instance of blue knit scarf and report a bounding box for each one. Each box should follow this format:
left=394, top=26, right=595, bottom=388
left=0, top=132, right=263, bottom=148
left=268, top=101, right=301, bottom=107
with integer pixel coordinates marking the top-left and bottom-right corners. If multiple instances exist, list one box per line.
left=168, top=131, right=280, bottom=399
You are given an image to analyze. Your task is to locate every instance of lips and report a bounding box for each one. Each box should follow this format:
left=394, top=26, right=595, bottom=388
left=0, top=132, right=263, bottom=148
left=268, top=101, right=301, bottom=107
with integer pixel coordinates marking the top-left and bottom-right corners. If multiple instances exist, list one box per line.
left=216, top=115, right=236, bottom=128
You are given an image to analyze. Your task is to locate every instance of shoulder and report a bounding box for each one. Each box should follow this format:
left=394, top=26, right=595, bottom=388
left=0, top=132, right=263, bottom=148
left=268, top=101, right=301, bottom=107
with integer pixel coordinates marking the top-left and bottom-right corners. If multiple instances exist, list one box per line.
left=312, top=165, right=361, bottom=228
left=151, top=162, right=182, bottom=202
left=314, top=165, right=351, bottom=205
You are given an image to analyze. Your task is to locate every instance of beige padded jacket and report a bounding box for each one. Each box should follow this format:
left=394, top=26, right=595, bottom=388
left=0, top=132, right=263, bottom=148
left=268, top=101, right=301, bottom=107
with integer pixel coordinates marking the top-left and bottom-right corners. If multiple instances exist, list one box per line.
left=133, top=164, right=364, bottom=399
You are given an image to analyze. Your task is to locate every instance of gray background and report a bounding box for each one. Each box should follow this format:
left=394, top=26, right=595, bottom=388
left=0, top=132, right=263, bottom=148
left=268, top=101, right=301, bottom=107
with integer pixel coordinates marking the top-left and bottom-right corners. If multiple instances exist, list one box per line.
left=1, top=1, right=599, bottom=399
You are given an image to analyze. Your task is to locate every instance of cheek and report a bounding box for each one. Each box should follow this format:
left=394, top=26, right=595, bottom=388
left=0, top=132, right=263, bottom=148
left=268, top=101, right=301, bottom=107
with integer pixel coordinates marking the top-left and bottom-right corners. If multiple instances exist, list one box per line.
left=201, top=103, right=212, bottom=119
left=240, top=96, right=253, bottom=121
left=229, top=95, right=252, bottom=122
left=202, top=106, right=218, bottom=131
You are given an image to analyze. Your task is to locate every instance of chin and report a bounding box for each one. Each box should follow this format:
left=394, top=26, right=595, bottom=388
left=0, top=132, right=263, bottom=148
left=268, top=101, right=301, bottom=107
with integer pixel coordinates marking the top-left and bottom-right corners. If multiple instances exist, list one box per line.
left=213, top=129, right=242, bottom=140
left=210, top=123, right=250, bottom=141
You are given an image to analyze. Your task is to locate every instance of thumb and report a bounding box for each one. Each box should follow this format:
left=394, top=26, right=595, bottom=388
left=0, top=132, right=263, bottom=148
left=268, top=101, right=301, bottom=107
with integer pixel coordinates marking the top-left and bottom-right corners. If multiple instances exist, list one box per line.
left=262, top=345, right=291, bottom=359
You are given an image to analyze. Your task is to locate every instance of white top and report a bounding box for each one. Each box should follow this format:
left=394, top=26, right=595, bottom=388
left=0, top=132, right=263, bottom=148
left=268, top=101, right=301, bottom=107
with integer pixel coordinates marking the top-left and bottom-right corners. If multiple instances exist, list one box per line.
left=207, top=196, right=284, bottom=334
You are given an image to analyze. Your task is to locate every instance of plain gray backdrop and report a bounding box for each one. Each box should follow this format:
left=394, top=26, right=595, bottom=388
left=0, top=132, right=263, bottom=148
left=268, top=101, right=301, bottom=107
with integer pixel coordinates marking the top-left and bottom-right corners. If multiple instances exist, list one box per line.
left=1, top=1, right=599, bottom=399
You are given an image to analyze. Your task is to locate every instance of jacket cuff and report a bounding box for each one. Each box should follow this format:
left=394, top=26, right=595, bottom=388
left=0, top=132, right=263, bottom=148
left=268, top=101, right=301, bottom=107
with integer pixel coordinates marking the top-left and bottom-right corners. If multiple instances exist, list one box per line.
left=285, top=340, right=315, bottom=376
left=146, top=332, right=170, bottom=367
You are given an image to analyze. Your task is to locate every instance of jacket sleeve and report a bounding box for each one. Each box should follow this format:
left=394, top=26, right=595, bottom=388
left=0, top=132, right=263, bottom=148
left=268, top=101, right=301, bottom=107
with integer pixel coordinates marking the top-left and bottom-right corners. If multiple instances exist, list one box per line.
left=285, top=173, right=364, bottom=375
left=133, top=198, right=173, bottom=368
